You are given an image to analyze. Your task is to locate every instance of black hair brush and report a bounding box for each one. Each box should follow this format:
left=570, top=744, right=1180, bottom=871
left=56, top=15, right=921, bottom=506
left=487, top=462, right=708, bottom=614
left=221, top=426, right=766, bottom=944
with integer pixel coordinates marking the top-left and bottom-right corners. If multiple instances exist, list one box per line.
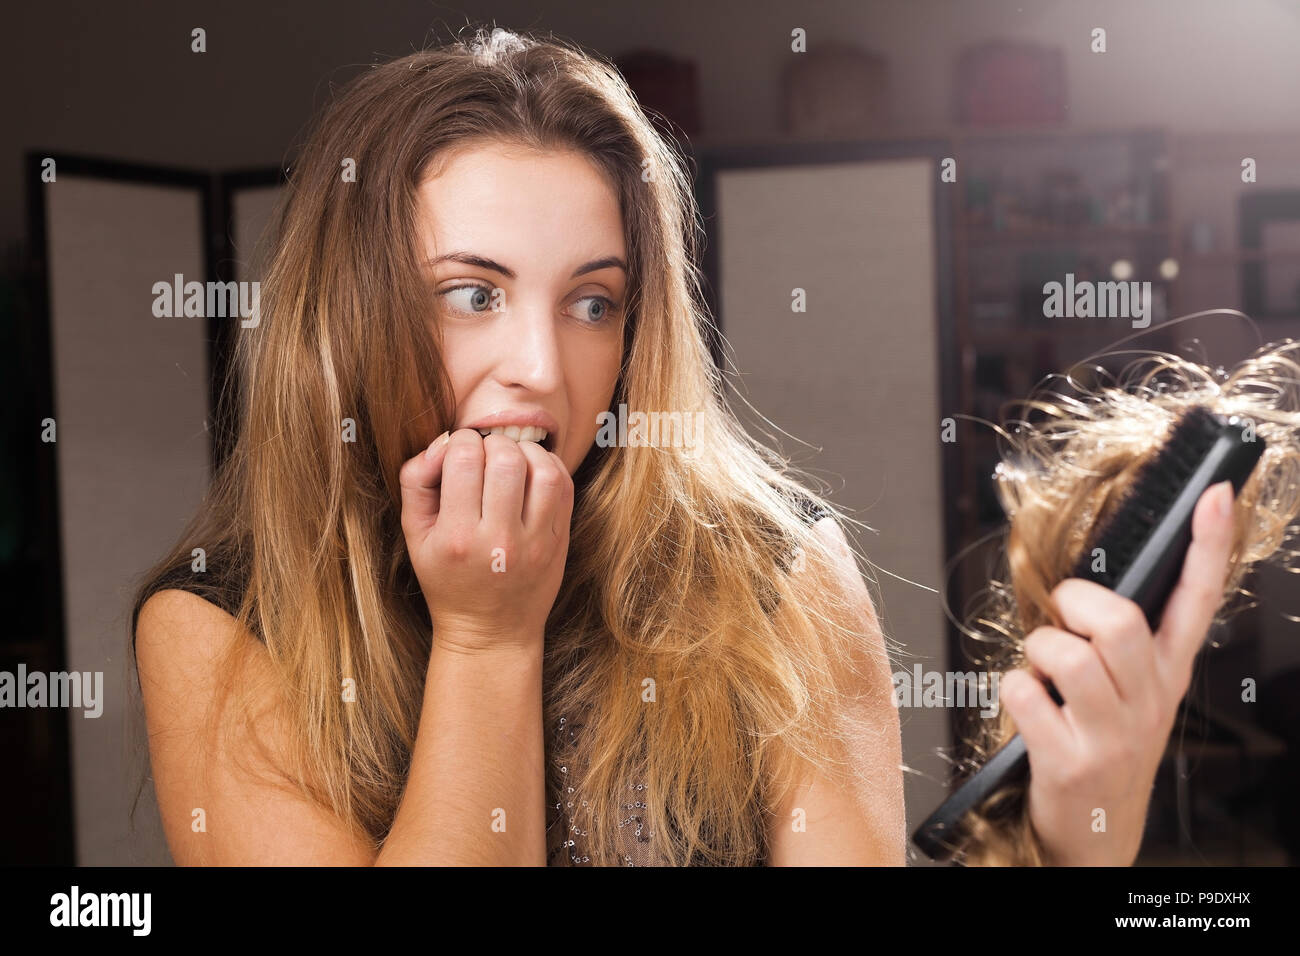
left=912, top=406, right=1265, bottom=862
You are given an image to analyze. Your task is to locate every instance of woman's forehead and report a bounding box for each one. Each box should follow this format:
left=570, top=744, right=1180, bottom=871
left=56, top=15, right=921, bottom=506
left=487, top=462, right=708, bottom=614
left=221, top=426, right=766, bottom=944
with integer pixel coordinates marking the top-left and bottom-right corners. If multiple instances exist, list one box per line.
left=417, top=146, right=625, bottom=268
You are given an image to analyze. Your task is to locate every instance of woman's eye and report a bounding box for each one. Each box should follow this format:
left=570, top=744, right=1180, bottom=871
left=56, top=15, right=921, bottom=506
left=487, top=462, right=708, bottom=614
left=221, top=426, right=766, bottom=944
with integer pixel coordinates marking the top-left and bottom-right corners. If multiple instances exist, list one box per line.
left=437, top=285, right=618, bottom=324
left=568, top=295, right=619, bottom=325
left=438, top=283, right=496, bottom=314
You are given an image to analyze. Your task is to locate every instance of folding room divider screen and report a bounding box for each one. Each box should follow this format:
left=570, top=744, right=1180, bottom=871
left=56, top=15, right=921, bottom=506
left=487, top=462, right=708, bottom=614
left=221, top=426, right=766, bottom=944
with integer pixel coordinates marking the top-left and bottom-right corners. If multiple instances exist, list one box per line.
left=28, top=156, right=284, bottom=864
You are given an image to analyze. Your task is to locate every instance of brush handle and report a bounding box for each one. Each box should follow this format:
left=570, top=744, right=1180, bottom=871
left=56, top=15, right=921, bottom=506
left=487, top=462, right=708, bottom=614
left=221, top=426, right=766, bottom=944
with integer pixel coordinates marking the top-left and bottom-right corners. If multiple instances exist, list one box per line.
left=912, top=418, right=1264, bottom=862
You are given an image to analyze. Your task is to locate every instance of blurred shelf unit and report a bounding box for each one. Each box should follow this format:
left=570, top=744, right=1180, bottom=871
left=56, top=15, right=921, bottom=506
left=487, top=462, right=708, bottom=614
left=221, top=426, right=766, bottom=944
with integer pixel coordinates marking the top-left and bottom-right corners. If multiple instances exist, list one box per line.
left=1168, top=130, right=1300, bottom=323
left=946, top=128, right=1177, bottom=561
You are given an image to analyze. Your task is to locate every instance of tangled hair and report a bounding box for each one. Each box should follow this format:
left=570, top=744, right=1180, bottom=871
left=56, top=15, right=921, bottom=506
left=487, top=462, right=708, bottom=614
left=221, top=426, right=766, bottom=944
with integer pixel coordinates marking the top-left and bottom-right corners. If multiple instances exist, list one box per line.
left=128, top=26, right=892, bottom=866
left=951, top=335, right=1300, bottom=865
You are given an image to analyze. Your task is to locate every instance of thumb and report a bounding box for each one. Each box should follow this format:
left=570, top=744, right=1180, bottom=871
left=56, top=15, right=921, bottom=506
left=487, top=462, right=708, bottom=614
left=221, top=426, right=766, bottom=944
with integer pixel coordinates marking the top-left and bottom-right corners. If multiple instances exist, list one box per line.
left=1154, top=480, right=1236, bottom=687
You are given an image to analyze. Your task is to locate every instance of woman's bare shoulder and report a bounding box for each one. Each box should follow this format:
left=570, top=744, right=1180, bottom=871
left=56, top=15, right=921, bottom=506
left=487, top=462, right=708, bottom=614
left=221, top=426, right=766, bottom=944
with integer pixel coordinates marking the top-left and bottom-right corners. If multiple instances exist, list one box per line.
left=136, top=586, right=246, bottom=653
left=134, top=586, right=268, bottom=708
left=134, top=588, right=376, bottom=865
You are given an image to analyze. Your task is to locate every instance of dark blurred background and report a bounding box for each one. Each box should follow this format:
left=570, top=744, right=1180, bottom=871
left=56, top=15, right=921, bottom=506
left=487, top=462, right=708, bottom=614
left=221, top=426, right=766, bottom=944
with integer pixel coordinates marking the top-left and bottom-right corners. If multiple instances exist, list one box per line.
left=4, top=0, right=1299, bottom=866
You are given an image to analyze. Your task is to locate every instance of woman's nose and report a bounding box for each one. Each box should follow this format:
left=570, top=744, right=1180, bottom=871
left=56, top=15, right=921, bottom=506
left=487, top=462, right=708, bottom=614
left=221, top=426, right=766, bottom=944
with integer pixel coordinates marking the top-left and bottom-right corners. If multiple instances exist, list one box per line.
left=494, top=297, right=563, bottom=392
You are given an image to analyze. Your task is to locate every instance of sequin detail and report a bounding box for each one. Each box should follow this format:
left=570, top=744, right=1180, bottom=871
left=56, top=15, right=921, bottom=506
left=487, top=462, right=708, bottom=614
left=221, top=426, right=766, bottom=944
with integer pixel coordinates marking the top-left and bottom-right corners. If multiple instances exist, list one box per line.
left=546, top=714, right=659, bottom=866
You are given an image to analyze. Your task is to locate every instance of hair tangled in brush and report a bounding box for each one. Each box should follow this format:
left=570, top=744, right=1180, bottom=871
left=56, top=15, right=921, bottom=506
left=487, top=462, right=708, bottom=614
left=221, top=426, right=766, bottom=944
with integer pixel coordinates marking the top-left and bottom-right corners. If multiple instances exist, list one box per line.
left=951, top=337, right=1300, bottom=865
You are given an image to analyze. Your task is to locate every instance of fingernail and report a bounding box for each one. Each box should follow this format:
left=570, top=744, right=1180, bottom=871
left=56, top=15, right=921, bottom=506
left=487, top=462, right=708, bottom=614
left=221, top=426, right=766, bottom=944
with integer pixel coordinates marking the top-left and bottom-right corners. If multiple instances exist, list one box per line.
left=425, top=431, right=449, bottom=460
left=1217, top=480, right=1234, bottom=519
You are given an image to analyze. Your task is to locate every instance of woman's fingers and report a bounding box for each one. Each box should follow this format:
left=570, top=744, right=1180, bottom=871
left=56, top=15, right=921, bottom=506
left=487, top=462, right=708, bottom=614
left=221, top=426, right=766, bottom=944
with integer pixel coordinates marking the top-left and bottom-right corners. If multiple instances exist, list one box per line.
left=398, top=431, right=450, bottom=537
left=551, top=452, right=574, bottom=540
left=1153, top=480, right=1237, bottom=697
left=1021, top=623, right=1124, bottom=742
left=439, top=429, right=486, bottom=535
left=999, top=667, right=1073, bottom=773
left=1051, top=579, right=1158, bottom=708
left=480, top=434, right=529, bottom=529
left=515, top=439, right=572, bottom=538
left=403, top=431, right=571, bottom=543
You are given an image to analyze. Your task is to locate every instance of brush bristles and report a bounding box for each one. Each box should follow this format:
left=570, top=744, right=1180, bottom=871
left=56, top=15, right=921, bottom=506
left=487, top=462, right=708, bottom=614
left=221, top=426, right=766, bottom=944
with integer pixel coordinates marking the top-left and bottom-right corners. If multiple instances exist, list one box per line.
left=1072, top=406, right=1225, bottom=588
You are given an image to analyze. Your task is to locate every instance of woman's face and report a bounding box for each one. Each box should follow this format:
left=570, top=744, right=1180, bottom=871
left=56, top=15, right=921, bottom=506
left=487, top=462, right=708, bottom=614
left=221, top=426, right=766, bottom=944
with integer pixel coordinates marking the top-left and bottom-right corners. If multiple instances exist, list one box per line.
left=416, top=140, right=627, bottom=476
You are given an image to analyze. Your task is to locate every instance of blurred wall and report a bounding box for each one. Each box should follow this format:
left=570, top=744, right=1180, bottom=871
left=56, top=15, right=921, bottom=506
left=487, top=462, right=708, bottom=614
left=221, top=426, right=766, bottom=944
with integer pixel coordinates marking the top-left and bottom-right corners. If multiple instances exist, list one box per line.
left=6, top=0, right=1300, bottom=252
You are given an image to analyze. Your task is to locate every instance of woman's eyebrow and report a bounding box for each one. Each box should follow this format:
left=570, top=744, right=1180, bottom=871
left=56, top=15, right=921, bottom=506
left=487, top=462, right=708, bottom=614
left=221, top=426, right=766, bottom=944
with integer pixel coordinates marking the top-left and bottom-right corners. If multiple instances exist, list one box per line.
left=571, top=256, right=627, bottom=278
left=426, top=252, right=515, bottom=278
left=424, top=252, right=626, bottom=280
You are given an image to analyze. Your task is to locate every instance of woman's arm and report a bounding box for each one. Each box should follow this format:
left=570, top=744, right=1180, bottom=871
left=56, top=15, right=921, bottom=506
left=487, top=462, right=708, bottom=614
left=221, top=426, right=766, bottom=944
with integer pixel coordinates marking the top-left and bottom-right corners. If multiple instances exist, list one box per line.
left=376, top=637, right=545, bottom=866
left=766, top=517, right=906, bottom=866
left=136, top=589, right=547, bottom=865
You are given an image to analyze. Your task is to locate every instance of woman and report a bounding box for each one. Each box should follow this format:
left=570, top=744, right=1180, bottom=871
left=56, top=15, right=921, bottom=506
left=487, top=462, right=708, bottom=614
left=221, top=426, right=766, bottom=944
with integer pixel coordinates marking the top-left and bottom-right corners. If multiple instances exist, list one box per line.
left=130, top=26, right=1236, bottom=866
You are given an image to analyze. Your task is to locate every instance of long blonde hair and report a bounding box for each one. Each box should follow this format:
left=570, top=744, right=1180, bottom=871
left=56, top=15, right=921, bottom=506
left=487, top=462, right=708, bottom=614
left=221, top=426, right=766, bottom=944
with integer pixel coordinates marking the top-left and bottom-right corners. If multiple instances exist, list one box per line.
left=130, top=26, right=887, bottom=865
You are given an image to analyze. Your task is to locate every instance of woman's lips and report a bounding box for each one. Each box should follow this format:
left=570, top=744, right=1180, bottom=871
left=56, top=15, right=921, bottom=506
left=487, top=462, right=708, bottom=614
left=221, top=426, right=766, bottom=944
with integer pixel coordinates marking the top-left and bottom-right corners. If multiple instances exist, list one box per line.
left=460, top=409, right=561, bottom=452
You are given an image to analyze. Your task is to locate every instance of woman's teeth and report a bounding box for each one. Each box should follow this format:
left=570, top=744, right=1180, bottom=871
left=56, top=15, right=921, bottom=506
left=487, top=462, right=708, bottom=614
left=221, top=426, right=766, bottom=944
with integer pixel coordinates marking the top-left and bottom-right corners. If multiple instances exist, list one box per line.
left=477, top=425, right=549, bottom=445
